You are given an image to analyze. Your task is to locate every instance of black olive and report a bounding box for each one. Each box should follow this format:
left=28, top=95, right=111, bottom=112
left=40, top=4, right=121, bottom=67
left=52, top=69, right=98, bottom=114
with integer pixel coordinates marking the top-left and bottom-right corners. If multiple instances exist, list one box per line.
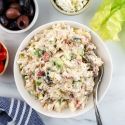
left=44, top=73, right=53, bottom=85
left=9, top=21, right=19, bottom=30
left=17, top=15, right=29, bottom=29
left=0, top=15, right=8, bottom=27
left=25, top=0, right=31, bottom=8
left=25, top=4, right=34, bottom=17
left=0, top=0, right=4, bottom=14
left=19, top=0, right=30, bottom=7
left=9, top=3, right=21, bottom=11
left=19, top=0, right=24, bottom=7
left=19, top=0, right=35, bottom=15
left=0, top=0, right=9, bottom=14
left=6, top=8, right=21, bottom=19
left=9, top=0, right=18, bottom=3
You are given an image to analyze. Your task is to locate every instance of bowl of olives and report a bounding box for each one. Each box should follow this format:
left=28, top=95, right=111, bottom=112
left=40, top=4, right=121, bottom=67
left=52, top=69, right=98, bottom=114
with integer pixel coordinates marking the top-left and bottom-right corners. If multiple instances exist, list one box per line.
left=0, top=0, right=39, bottom=33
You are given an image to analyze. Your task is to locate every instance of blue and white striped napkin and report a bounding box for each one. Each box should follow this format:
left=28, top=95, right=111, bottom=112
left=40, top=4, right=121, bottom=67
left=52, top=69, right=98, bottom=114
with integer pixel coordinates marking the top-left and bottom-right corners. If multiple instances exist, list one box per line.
left=0, top=97, right=45, bottom=125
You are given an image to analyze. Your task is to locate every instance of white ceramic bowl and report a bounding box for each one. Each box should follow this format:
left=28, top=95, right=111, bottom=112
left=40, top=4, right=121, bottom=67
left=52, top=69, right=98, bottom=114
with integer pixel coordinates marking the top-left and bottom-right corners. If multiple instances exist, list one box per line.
left=14, top=21, right=112, bottom=118
left=0, top=0, right=39, bottom=33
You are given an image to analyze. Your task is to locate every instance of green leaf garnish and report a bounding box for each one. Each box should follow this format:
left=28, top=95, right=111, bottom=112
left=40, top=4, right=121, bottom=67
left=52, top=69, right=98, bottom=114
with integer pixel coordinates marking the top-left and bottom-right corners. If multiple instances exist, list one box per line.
left=90, top=0, right=125, bottom=41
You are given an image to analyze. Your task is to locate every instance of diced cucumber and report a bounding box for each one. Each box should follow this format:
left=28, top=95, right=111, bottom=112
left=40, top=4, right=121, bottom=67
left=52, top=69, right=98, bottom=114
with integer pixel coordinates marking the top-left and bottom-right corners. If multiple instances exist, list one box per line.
left=73, top=37, right=81, bottom=42
left=33, top=48, right=43, bottom=57
left=35, top=80, right=41, bottom=86
left=53, top=58, right=64, bottom=69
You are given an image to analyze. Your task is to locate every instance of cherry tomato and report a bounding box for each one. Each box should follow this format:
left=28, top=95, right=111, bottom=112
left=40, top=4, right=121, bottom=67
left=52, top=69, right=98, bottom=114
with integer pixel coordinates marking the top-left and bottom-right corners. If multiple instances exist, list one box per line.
left=0, top=51, right=6, bottom=61
left=0, top=43, right=2, bottom=52
left=0, top=61, right=4, bottom=73
left=0, top=43, right=6, bottom=52
left=1, top=47, right=6, bottom=52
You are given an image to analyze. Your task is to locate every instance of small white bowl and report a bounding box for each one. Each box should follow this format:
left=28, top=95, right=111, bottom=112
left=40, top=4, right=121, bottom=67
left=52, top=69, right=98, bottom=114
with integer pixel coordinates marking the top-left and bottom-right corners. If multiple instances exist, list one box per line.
left=0, top=0, right=39, bottom=34
left=50, top=0, right=93, bottom=16
left=14, top=21, right=113, bottom=118
left=0, top=41, right=9, bottom=75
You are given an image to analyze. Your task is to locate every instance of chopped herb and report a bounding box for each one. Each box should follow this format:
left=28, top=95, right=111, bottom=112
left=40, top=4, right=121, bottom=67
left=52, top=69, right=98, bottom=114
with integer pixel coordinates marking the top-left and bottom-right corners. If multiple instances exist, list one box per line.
left=53, top=58, right=64, bottom=69
left=23, top=75, right=28, bottom=80
left=71, top=53, right=76, bottom=60
left=35, top=80, right=41, bottom=86
left=73, top=37, right=81, bottom=42
left=53, top=61, right=56, bottom=65
left=32, top=72, right=35, bottom=75
left=24, top=76, right=28, bottom=80
left=28, top=90, right=37, bottom=98
left=19, top=53, right=24, bottom=58
left=58, top=99, right=62, bottom=105
left=33, top=48, right=42, bottom=57
left=49, top=40, right=53, bottom=43
left=54, top=45, right=57, bottom=48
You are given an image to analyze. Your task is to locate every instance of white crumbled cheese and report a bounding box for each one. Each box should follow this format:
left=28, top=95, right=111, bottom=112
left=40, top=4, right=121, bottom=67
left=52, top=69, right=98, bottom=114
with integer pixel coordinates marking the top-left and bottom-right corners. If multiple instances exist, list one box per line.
left=55, top=0, right=89, bottom=13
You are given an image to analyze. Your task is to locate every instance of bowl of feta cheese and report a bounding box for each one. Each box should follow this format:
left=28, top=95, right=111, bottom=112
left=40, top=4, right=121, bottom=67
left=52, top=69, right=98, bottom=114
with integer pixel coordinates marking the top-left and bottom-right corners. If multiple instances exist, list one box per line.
left=51, top=0, right=92, bottom=15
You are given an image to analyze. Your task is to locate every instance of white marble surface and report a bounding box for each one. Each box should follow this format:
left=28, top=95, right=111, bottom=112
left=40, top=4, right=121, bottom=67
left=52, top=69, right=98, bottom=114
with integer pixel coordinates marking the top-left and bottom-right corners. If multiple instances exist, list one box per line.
left=0, top=0, right=125, bottom=125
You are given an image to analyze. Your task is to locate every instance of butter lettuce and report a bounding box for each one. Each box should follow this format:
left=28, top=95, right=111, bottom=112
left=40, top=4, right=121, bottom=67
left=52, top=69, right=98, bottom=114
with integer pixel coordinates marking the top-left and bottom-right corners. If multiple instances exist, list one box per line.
left=90, top=0, right=125, bottom=41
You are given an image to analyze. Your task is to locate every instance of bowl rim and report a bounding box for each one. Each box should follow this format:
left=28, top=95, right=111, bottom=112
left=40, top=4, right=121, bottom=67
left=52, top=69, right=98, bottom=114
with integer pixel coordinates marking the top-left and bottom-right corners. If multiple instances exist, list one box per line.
left=0, top=0, right=39, bottom=34
left=50, top=0, right=93, bottom=16
left=14, top=20, right=113, bottom=118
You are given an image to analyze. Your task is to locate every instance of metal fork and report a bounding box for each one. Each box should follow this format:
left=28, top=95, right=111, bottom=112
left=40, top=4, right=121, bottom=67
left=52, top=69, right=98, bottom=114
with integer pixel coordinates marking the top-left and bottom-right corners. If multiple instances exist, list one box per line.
left=93, top=66, right=104, bottom=125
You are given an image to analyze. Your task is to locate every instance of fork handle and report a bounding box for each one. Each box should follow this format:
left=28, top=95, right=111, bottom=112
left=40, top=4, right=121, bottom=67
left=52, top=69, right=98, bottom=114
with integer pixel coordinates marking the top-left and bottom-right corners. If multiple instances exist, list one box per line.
left=94, top=101, right=103, bottom=125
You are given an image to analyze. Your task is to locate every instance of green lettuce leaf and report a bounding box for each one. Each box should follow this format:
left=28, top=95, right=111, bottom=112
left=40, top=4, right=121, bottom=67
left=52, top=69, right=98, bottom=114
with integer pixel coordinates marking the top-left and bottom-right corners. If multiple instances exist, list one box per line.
left=90, top=0, right=125, bottom=41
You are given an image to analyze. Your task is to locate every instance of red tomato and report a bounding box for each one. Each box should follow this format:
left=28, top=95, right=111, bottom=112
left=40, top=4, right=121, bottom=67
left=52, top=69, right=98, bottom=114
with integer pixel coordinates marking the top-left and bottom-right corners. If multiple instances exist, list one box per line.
left=43, top=52, right=50, bottom=62
left=0, top=43, right=2, bottom=52
left=0, top=43, right=6, bottom=52
left=37, top=71, right=45, bottom=77
left=0, top=52, right=6, bottom=61
left=1, top=47, right=6, bottom=52
left=0, top=61, right=4, bottom=73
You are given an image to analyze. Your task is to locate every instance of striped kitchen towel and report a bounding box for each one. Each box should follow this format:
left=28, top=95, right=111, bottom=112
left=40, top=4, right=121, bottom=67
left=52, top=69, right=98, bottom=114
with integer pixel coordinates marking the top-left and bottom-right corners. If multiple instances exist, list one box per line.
left=0, top=97, right=45, bottom=125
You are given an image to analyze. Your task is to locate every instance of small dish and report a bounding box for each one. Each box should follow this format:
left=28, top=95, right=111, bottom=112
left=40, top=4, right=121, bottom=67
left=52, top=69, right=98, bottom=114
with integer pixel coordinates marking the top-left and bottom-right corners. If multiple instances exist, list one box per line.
left=50, top=0, right=92, bottom=16
left=0, top=0, right=39, bottom=33
left=0, top=41, right=9, bottom=75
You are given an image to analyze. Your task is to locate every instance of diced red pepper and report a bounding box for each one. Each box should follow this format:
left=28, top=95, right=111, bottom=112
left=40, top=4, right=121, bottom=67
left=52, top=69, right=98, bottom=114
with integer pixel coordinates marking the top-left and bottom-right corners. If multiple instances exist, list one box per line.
left=76, top=100, right=81, bottom=108
left=1, top=47, right=6, bottom=52
left=43, top=52, right=50, bottom=62
left=37, top=71, right=45, bottom=77
left=0, top=43, right=7, bottom=52
left=0, top=51, right=6, bottom=61
left=0, top=61, right=4, bottom=73
left=0, top=44, right=2, bottom=52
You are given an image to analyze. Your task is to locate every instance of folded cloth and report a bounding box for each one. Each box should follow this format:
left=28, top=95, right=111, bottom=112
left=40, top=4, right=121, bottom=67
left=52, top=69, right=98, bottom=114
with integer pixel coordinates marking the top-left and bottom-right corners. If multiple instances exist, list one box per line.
left=0, top=97, right=45, bottom=125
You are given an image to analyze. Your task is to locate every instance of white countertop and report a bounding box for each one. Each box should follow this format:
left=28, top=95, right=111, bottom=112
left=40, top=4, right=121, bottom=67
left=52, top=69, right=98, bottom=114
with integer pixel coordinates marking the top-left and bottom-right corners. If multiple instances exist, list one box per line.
left=0, top=0, right=125, bottom=125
